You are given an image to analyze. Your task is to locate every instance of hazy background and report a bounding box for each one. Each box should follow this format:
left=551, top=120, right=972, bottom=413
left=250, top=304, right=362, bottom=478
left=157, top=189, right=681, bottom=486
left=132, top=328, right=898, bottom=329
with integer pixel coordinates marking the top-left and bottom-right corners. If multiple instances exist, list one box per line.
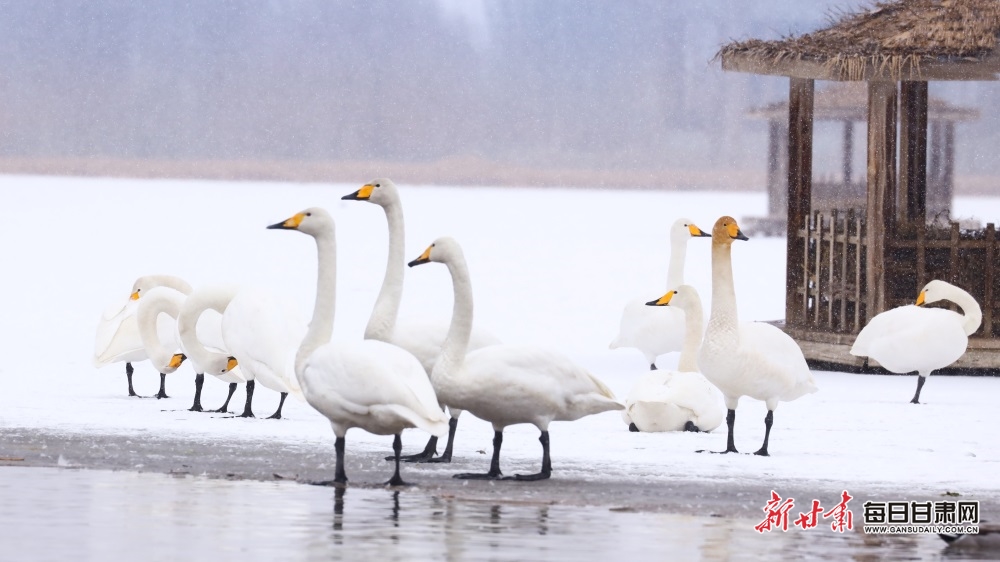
left=1, top=0, right=997, bottom=189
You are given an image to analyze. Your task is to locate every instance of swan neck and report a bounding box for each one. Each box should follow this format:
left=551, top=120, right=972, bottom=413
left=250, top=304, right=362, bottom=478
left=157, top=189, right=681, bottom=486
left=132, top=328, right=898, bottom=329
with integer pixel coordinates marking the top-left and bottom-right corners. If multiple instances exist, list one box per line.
left=949, top=287, right=983, bottom=336
left=138, top=293, right=178, bottom=370
left=365, top=202, right=405, bottom=341
left=666, top=235, right=687, bottom=290
left=297, top=227, right=337, bottom=375
left=708, top=243, right=738, bottom=332
left=178, top=289, right=235, bottom=370
left=436, top=254, right=474, bottom=379
left=677, top=296, right=704, bottom=372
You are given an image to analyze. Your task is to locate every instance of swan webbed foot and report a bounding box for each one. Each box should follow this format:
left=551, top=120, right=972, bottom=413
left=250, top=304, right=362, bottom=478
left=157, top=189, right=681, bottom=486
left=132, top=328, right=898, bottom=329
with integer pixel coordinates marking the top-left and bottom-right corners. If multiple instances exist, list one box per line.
left=387, top=436, right=437, bottom=462
left=424, top=453, right=453, bottom=463
left=650, top=363, right=658, bottom=371
left=267, top=392, right=288, bottom=419
left=188, top=404, right=204, bottom=412
left=504, top=470, right=550, bottom=481
left=697, top=448, right=739, bottom=455
left=155, top=372, right=169, bottom=399
left=310, top=479, right=347, bottom=488
left=384, top=475, right=412, bottom=487
left=212, top=406, right=229, bottom=413
left=238, top=411, right=255, bottom=419
left=628, top=423, right=640, bottom=432
left=453, top=471, right=503, bottom=480
left=683, top=421, right=701, bottom=432
left=155, top=391, right=169, bottom=399
left=753, top=448, right=770, bottom=457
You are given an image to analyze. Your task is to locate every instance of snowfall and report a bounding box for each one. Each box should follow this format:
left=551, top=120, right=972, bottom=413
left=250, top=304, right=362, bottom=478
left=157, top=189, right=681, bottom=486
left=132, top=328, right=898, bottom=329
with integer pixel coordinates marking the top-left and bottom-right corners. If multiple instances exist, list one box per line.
left=1, top=174, right=998, bottom=513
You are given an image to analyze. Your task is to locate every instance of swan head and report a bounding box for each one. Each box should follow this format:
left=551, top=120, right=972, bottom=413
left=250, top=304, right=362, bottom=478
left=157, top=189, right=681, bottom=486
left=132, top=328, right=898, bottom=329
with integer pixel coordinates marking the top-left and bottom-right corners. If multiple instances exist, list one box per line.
left=166, top=353, right=187, bottom=373
left=408, top=236, right=462, bottom=267
left=917, top=279, right=957, bottom=307
left=645, top=284, right=700, bottom=311
left=712, top=216, right=748, bottom=245
left=267, top=207, right=334, bottom=237
left=223, top=356, right=238, bottom=373
left=672, top=218, right=710, bottom=241
left=130, top=275, right=189, bottom=301
left=342, top=178, right=398, bottom=207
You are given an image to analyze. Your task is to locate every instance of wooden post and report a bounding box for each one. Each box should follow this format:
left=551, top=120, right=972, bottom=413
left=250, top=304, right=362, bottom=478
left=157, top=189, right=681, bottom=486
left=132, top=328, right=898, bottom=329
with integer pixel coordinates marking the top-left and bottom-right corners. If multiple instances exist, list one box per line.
left=865, top=80, right=897, bottom=322
left=942, top=122, right=955, bottom=219
left=786, top=78, right=814, bottom=326
left=985, top=223, right=995, bottom=338
left=842, top=120, right=854, bottom=186
left=898, top=81, right=928, bottom=227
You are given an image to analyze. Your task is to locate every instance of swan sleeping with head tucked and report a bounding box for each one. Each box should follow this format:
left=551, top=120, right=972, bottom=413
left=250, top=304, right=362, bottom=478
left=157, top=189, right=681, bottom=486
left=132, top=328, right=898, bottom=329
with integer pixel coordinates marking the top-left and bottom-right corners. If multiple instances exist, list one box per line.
left=409, top=236, right=622, bottom=480
left=342, top=179, right=501, bottom=463
left=697, top=216, right=817, bottom=456
left=850, top=279, right=981, bottom=404
left=624, top=284, right=724, bottom=433
left=268, top=207, right=448, bottom=486
left=93, top=275, right=191, bottom=396
left=610, top=218, right=710, bottom=370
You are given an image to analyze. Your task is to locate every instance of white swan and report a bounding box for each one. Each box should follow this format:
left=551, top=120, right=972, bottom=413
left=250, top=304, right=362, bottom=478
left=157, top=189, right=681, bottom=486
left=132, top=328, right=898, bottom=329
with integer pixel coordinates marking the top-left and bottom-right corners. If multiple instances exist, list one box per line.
left=177, top=286, right=248, bottom=412
left=610, top=218, right=710, bottom=370
left=409, top=236, right=623, bottom=480
left=135, top=286, right=188, bottom=399
left=93, top=274, right=191, bottom=396
left=268, top=207, right=448, bottom=486
left=698, top=217, right=817, bottom=456
left=622, top=284, right=725, bottom=432
left=182, top=285, right=306, bottom=419
left=850, top=279, right=981, bottom=404
left=342, top=178, right=501, bottom=462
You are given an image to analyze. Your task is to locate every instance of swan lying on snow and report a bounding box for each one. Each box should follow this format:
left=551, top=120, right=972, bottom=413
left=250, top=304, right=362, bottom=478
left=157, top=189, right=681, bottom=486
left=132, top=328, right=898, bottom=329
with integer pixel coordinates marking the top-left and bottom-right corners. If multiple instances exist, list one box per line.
left=624, top=284, right=724, bottom=432
left=610, top=218, right=710, bottom=370
left=698, top=217, right=817, bottom=456
left=342, top=179, right=501, bottom=463
left=850, top=279, right=981, bottom=404
left=268, top=207, right=448, bottom=486
left=409, top=236, right=622, bottom=481
left=93, top=275, right=191, bottom=396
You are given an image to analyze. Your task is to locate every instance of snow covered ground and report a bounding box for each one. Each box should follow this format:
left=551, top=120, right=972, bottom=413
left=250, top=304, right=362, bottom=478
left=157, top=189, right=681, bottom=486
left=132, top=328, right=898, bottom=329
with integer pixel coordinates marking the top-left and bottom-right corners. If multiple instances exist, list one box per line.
left=1, top=174, right=998, bottom=509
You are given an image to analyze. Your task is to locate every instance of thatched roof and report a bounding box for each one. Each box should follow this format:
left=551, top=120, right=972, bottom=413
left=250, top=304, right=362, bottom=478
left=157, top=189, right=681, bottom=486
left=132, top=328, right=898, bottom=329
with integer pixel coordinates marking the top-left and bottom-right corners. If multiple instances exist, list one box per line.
left=747, top=82, right=980, bottom=120
left=719, top=0, right=1000, bottom=81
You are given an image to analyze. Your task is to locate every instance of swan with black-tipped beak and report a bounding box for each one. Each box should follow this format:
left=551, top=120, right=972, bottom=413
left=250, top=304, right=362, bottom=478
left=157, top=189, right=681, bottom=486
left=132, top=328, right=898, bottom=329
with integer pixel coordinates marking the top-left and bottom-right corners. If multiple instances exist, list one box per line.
left=177, top=286, right=247, bottom=413
left=342, top=178, right=501, bottom=463
left=136, top=287, right=188, bottom=398
left=267, top=207, right=448, bottom=486
left=409, top=236, right=623, bottom=481
left=93, top=275, right=191, bottom=396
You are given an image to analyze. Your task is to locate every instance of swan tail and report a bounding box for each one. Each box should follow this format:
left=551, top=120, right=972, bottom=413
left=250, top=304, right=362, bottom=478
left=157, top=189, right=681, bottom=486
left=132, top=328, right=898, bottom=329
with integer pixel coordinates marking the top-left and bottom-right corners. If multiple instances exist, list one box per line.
left=587, top=372, right=618, bottom=400
left=570, top=393, right=624, bottom=415
left=379, top=404, right=449, bottom=438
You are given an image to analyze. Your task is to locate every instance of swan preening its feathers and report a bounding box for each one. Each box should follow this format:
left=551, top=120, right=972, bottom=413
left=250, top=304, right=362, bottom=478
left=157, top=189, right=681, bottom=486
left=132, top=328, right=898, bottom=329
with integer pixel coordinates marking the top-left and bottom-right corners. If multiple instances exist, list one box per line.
left=342, top=179, right=501, bottom=463
left=268, top=207, right=449, bottom=486
left=627, top=284, right=724, bottom=433
left=851, top=279, right=982, bottom=404
left=93, top=275, right=192, bottom=396
left=409, top=236, right=622, bottom=480
left=135, top=286, right=189, bottom=399
left=610, top=218, right=710, bottom=370
left=692, top=216, right=817, bottom=456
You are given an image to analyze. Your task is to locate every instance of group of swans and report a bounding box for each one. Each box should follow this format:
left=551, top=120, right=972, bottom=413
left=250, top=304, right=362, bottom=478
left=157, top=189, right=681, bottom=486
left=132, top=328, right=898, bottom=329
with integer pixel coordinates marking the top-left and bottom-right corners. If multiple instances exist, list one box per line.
left=93, top=277, right=304, bottom=418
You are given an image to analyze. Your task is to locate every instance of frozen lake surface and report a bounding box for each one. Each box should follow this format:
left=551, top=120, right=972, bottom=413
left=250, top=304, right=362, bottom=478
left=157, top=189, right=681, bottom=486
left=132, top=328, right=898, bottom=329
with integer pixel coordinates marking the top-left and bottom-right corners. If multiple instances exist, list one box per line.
left=1, top=175, right=1000, bottom=558
left=0, top=467, right=963, bottom=561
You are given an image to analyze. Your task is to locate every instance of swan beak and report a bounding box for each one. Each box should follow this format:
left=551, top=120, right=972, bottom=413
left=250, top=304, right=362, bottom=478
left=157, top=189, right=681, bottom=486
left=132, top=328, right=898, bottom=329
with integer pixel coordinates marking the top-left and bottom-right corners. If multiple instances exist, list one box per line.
left=168, top=353, right=187, bottom=369
left=225, top=356, right=238, bottom=372
left=408, top=245, right=433, bottom=267
left=267, top=213, right=305, bottom=230
left=342, top=184, right=374, bottom=201
left=916, top=291, right=926, bottom=306
left=646, top=291, right=674, bottom=307
left=689, top=224, right=710, bottom=237
left=726, top=221, right=749, bottom=241
left=129, top=290, right=140, bottom=301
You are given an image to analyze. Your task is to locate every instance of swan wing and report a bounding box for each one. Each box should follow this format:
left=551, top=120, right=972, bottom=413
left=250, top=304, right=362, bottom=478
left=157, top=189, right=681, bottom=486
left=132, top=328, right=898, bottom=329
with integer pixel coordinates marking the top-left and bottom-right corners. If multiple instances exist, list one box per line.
left=610, top=298, right=686, bottom=362
left=852, top=306, right=967, bottom=373
left=738, top=322, right=818, bottom=400
left=223, top=289, right=307, bottom=398
left=93, top=298, right=144, bottom=366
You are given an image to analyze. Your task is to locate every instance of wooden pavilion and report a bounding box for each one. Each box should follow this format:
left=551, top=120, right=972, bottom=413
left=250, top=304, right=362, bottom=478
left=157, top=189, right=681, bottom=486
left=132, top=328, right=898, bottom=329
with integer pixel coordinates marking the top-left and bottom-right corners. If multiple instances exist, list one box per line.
left=717, top=0, right=1000, bottom=372
left=742, top=82, right=978, bottom=237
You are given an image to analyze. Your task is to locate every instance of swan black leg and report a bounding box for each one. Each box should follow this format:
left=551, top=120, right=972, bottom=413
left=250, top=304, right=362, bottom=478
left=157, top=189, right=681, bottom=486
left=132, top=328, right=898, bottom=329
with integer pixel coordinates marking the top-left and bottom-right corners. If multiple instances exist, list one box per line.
left=239, top=380, right=255, bottom=418
left=388, top=436, right=437, bottom=462
left=427, top=417, right=460, bottom=463
left=125, top=362, right=140, bottom=397
left=214, top=383, right=238, bottom=413
left=313, top=436, right=348, bottom=486
left=910, top=376, right=926, bottom=404
left=267, top=392, right=288, bottom=419
left=754, top=410, right=773, bottom=456
left=155, top=372, right=169, bottom=399
left=683, top=421, right=702, bottom=432
left=385, top=434, right=410, bottom=486
left=699, top=409, right=738, bottom=454
left=454, top=430, right=503, bottom=480
left=650, top=363, right=658, bottom=371
left=189, top=374, right=205, bottom=411
left=629, top=423, right=640, bottom=432
left=506, top=430, right=551, bottom=481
